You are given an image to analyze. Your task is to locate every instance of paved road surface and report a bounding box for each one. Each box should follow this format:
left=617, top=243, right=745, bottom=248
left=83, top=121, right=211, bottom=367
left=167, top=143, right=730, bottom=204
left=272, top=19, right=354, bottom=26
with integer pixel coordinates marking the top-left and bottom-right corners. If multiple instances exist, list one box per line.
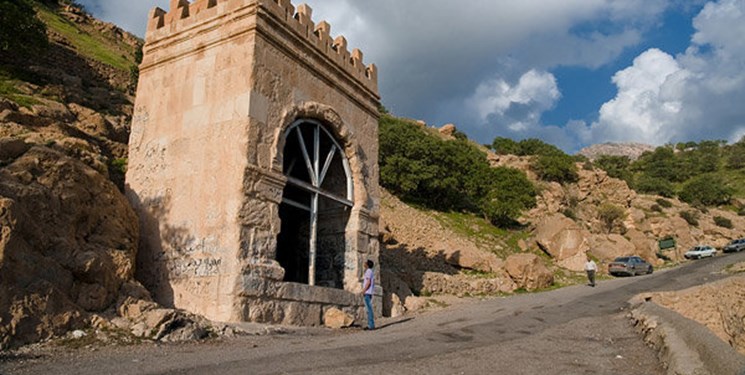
left=3, top=251, right=744, bottom=375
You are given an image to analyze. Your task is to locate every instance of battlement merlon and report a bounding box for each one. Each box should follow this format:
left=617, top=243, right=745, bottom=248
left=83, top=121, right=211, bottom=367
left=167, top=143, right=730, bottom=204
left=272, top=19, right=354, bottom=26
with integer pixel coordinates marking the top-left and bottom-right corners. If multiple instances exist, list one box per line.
left=145, top=0, right=378, bottom=96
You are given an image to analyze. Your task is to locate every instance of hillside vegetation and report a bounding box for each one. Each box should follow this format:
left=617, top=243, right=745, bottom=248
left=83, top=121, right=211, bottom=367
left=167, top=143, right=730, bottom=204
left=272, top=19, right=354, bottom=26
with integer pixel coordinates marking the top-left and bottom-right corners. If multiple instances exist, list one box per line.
left=379, top=115, right=536, bottom=226
left=593, top=140, right=745, bottom=210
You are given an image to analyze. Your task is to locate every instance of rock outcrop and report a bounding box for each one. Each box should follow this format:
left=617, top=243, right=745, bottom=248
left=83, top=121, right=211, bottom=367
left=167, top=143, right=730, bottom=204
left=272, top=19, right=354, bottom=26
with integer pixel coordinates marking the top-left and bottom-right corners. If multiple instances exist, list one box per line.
left=534, top=214, right=589, bottom=271
left=577, top=142, right=655, bottom=161
left=492, top=153, right=745, bottom=271
left=0, top=146, right=138, bottom=348
left=504, top=254, right=554, bottom=291
left=379, top=189, right=549, bottom=312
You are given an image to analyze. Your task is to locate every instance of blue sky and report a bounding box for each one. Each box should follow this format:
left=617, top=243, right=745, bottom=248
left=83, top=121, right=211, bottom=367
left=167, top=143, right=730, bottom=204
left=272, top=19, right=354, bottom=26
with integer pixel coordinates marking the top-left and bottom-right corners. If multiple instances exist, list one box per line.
left=79, top=0, right=745, bottom=152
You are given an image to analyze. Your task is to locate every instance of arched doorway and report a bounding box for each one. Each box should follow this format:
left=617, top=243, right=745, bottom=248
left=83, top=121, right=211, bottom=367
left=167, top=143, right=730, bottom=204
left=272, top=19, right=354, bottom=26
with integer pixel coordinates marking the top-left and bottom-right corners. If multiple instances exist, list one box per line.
left=276, top=119, right=353, bottom=288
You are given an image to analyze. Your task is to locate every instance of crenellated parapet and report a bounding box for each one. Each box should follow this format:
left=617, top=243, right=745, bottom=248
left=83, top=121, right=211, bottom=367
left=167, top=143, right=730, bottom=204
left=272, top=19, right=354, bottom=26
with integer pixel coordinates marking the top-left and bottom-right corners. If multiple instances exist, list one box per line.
left=145, top=0, right=378, bottom=95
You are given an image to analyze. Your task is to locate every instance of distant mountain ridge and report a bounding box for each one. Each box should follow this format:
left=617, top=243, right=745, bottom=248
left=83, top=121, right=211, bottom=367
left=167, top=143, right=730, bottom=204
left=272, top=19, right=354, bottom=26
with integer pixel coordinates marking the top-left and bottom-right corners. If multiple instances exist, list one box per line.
left=578, top=142, right=655, bottom=161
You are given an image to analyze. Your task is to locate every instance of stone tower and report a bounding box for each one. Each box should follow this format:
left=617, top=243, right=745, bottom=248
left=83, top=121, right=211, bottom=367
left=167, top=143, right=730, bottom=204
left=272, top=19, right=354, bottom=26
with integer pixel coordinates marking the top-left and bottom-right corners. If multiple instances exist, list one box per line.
left=126, top=0, right=380, bottom=325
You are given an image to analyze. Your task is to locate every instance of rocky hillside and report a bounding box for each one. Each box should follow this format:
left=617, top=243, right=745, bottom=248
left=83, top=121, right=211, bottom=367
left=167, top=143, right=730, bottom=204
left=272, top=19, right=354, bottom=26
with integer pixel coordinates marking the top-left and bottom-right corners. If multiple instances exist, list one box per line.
left=2, top=0, right=743, bottom=357
left=377, top=123, right=745, bottom=357
left=1, top=1, right=214, bottom=349
left=577, top=142, right=655, bottom=161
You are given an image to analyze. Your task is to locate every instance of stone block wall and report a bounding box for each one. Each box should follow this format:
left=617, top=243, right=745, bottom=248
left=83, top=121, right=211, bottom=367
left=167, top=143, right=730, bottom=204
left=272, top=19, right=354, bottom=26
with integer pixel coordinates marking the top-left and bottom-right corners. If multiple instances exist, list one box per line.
left=127, top=0, right=381, bottom=325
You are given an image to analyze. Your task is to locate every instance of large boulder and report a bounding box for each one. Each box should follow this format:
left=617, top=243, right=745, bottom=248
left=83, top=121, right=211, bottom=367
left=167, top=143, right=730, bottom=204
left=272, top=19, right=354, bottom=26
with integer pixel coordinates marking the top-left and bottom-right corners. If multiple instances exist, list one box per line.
left=0, top=147, right=139, bottom=349
left=576, top=167, right=636, bottom=206
left=534, top=214, right=590, bottom=271
left=444, top=248, right=504, bottom=273
left=504, top=254, right=553, bottom=291
left=625, top=229, right=658, bottom=262
left=588, top=234, right=635, bottom=264
left=323, top=307, right=355, bottom=329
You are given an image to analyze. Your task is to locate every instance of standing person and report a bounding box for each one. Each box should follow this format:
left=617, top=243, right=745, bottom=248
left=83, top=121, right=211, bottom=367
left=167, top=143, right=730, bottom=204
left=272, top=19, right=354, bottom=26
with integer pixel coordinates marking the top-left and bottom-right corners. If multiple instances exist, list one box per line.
left=362, top=260, right=375, bottom=330
left=585, top=256, right=597, bottom=287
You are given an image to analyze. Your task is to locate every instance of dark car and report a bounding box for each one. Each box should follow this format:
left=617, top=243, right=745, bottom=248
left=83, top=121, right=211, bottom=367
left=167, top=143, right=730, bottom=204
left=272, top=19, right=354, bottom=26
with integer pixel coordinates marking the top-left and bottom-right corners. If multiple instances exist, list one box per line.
left=723, top=238, right=745, bottom=253
left=608, top=256, right=653, bottom=276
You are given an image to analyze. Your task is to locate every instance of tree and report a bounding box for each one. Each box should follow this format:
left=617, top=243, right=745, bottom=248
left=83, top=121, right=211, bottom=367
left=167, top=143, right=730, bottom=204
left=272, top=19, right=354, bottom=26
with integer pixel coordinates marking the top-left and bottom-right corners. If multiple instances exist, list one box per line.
left=633, top=147, right=683, bottom=182
left=633, top=174, right=675, bottom=197
left=598, top=203, right=626, bottom=233
left=481, top=167, right=536, bottom=226
left=679, top=174, right=733, bottom=206
left=532, top=153, right=578, bottom=183
left=725, top=137, right=745, bottom=169
left=491, top=137, right=520, bottom=155
left=594, top=155, right=632, bottom=182
left=516, top=138, right=563, bottom=156
left=379, top=114, right=536, bottom=226
left=0, top=0, right=48, bottom=57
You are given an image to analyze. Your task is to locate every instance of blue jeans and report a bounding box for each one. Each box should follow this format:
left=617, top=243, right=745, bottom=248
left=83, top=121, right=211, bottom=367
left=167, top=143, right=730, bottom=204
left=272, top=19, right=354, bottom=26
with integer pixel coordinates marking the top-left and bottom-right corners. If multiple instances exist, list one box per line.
left=364, top=294, right=375, bottom=329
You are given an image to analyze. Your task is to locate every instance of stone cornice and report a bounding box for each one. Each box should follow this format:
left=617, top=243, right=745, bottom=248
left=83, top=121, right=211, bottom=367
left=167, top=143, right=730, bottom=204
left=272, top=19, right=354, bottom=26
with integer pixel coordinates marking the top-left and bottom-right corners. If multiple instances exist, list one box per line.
left=143, top=0, right=378, bottom=98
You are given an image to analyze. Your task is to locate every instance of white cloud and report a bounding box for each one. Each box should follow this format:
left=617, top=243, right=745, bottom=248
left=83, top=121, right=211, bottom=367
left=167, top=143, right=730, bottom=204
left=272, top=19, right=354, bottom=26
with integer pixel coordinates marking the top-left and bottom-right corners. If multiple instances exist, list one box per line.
left=77, top=0, right=167, bottom=36
left=467, top=70, right=560, bottom=132
left=79, top=1, right=665, bottom=133
left=580, top=0, right=745, bottom=146
left=591, top=49, right=688, bottom=143
left=82, top=0, right=745, bottom=151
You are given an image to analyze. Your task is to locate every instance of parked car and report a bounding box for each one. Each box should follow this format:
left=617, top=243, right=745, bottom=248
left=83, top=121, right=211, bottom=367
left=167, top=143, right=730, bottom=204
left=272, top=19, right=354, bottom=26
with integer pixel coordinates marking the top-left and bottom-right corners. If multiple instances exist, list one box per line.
left=684, top=245, right=717, bottom=259
left=723, top=238, right=745, bottom=253
left=608, top=256, right=653, bottom=276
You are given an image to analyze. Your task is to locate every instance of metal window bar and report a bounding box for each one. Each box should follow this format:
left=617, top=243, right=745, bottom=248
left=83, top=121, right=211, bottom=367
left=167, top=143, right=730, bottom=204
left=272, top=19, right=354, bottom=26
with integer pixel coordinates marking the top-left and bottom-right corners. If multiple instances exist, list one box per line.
left=282, top=120, right=353, bottom=286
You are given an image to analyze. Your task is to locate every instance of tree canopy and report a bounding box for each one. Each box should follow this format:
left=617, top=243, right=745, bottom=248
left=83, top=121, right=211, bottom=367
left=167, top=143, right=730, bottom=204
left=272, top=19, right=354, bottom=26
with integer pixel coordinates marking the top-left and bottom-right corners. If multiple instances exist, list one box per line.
left=0, top=0, right=48, bottom=57
left=380, top=115, right=536, bottom=226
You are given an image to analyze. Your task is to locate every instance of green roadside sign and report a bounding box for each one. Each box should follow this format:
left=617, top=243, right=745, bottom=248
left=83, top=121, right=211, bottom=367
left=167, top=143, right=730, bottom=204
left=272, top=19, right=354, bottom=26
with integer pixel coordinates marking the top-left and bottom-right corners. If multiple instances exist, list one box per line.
left=659, top=237, right=676, bottom=250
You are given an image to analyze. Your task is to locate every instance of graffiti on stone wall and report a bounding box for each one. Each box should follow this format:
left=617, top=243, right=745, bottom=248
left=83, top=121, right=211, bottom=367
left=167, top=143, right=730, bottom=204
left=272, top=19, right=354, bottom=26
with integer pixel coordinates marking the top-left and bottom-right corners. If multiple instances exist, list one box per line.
left=168, top=257, right=222, bottom=278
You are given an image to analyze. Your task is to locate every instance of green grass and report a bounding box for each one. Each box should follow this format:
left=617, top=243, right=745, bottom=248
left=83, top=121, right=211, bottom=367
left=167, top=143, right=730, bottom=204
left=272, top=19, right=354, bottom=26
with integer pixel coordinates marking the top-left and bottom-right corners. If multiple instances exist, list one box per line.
left=35, top=5, right=134, bottom=72
left=0, top=70, right=41, bottom=108
left=460, top=269, right=500, bottom=279
left=110, top=157, right=128, bottom=174
left=433, top=210, right=531, bottom=258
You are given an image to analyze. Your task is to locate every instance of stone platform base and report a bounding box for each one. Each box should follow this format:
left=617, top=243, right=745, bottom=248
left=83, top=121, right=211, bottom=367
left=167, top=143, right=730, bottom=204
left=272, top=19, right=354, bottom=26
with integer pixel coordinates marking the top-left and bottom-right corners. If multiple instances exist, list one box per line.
left=239, top=281, right=381, bottom=326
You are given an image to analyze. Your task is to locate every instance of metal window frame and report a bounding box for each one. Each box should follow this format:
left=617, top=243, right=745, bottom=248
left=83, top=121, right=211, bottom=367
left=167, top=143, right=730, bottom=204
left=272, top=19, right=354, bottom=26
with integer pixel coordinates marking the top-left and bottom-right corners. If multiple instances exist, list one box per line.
left=281, top=119, right=353, bottom=286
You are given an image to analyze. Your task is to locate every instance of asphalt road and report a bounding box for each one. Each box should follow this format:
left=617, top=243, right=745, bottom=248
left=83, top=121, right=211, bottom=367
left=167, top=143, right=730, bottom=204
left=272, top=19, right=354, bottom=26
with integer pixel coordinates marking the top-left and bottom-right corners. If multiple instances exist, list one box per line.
left=4, top=251, right=745, bottom=375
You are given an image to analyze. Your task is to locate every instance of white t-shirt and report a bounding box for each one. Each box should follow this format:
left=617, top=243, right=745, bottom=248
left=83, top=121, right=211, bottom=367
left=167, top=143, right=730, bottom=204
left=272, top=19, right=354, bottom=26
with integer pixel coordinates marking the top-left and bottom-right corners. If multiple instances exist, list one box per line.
left=585, top=260, right=597, bottom=272
left=363, top=268, right=374, bottom=295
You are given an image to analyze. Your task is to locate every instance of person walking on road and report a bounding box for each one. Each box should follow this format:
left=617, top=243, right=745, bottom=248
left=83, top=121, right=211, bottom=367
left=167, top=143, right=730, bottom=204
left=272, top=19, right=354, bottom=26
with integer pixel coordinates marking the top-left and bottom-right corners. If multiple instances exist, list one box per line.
left=585, top=256, right=597, bottom=287
left=362, top=260, right=375, bottom=330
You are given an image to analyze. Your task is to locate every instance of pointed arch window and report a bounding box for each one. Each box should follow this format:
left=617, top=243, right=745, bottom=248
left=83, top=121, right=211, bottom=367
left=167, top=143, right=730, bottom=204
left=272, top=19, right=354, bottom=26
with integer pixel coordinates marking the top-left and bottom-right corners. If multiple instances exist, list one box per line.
left=277, top=119, right=353, bottom=287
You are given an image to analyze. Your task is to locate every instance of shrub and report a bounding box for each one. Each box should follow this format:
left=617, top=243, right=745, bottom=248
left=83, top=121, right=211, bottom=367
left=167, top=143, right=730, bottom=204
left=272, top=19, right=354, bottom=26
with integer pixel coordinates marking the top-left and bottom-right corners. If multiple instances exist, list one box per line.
left=481, top=167, right=537, bottom=226
left=380, top=115, right=536, bottom=226
left=714, top=216, right=733, bottom=229
left=0, top=0, right=48, bottom=57
left=634, top=174, right=675, bottom=198
left=532, top=153, right=578, bottom=183
left=491, top=137, right=520, bottom=155
left=110, top=158, right=128, bottom=174
left=562, top=208, right=577, bottom=221
left=594, top=155, right=632, bottom=182
left=680, top=210, right=699, bottom=226
left=650, top=204, right=662, bottom=213
left=655, top=198, right=673, bottom=208
left=679, top=174, right=733, bottom=206
left=598, top=203, right=626, bottom=233
left=516, top=138, right=563, bottom=156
